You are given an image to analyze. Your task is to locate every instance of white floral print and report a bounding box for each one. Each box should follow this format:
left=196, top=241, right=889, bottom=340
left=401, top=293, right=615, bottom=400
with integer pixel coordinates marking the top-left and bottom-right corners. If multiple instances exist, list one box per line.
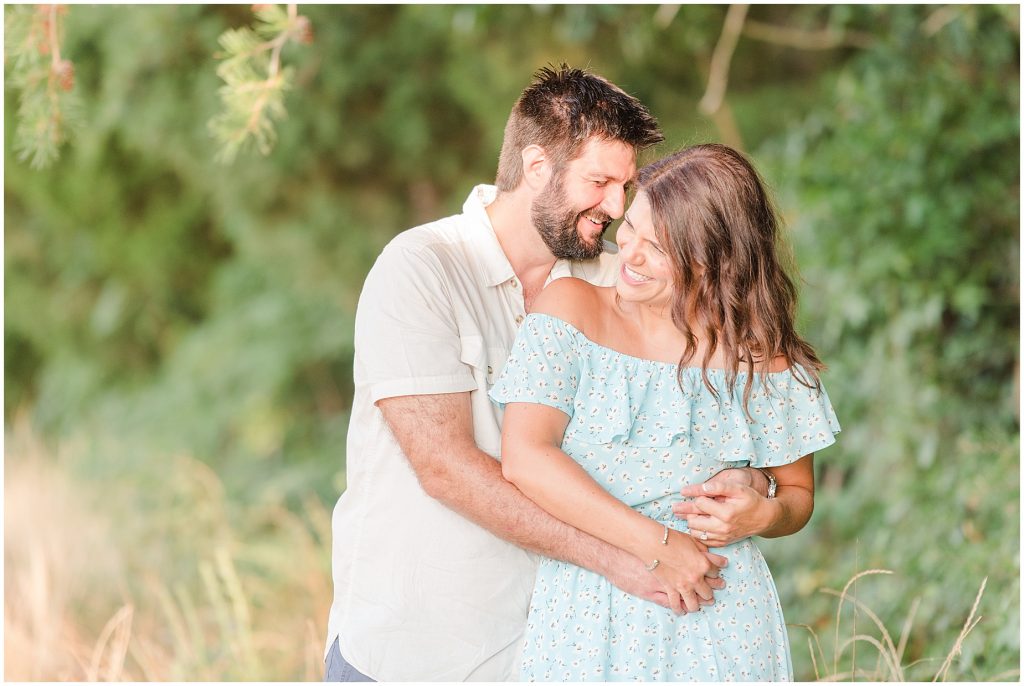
left=491, top=314, right=840, bottom=682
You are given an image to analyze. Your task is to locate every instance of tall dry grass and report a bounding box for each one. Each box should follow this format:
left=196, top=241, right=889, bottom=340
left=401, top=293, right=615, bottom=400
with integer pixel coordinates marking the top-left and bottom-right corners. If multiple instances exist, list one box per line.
left=4, top=417, right=334, bottom=681
left=792, top=569, right=1019, bottom=682
left=5, top=417, right=1017, bottom=681
left=5, top=424, right=122, bottom=680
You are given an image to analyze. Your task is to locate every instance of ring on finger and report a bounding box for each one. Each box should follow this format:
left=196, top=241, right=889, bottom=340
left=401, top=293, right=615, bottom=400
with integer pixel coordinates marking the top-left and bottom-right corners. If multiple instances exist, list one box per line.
left=700, top=529, right=709, bottom=541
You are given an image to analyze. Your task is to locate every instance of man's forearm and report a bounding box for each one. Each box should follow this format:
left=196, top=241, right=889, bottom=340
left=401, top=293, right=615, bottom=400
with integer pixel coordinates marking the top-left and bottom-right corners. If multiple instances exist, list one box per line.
left=423, top=441, right=671, bottom=605
left=421, top=441, right=627, bottom=576
left=379, top=392, right=643, bottom=588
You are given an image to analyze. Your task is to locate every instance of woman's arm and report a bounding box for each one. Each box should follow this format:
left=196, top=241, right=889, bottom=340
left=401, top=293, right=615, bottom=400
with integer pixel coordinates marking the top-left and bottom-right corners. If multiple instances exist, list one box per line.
left=756, top=455, right=815, bottom=537
left=673, top=455, right=815, bottom=547
left=501, top=400, right=729, bottom=614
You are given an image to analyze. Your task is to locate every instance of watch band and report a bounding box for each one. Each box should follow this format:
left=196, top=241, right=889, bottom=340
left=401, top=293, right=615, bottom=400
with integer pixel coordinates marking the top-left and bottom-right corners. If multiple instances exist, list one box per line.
left=758, top=467, right=777, bottom=499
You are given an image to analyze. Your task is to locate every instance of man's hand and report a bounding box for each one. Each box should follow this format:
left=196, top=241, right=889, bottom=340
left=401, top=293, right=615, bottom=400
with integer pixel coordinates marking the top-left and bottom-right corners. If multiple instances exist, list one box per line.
left=599, top=545, right=726, bottom=612
left=601, top=547, right=670, bottom=608
left=697, top=466, right=770, bottom=496
left=672, top=469, right=774, bottom=548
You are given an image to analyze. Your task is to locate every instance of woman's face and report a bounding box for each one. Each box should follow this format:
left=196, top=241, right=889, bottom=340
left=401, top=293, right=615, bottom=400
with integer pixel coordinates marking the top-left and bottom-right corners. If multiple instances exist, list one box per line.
left=614, top=191, right=675, bottom=312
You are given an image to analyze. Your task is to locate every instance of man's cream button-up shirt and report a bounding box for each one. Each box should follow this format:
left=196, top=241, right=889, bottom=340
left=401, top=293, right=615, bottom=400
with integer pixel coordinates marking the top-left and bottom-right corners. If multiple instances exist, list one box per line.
left=327, top=185, right=619, bottom=681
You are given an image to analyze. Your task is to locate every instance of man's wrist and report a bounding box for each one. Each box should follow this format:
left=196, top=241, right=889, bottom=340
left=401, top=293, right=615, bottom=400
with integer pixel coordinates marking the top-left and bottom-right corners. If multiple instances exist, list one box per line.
left=570, top=532, right=623, bottom=577
left=588, top=541, right=634, bottom=581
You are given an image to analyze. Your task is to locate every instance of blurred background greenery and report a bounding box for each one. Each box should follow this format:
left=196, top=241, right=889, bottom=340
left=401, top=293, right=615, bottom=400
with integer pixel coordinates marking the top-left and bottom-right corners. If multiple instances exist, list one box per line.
left=4, top=4, right=1019, bottom=681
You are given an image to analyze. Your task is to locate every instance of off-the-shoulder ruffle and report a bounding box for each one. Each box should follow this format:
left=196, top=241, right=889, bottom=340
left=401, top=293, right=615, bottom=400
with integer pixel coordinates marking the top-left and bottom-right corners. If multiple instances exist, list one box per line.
left=490, top=313, right=840, bottom=467
left=490, top=312, right=583, bottom=417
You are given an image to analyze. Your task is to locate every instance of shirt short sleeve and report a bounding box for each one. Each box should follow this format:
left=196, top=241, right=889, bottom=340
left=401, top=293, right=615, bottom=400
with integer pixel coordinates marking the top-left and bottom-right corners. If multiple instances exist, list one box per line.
left=489, top=313, right=581, bottom=418
left=355, top=240, right=477, bottom=403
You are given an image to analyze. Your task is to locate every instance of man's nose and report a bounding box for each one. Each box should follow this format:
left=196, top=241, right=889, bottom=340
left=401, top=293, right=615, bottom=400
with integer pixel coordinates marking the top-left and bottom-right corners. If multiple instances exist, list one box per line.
left=602, top=185, right=626, bottom=219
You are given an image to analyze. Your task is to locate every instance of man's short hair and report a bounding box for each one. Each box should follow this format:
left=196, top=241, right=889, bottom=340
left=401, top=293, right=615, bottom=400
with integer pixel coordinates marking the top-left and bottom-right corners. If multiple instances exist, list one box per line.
left=495, top=64, right=663, bottom=192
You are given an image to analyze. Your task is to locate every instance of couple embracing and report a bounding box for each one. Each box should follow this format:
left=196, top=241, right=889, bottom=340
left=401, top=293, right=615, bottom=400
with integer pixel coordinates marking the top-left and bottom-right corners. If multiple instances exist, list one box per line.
left=325, top=65, right=840, bottom=682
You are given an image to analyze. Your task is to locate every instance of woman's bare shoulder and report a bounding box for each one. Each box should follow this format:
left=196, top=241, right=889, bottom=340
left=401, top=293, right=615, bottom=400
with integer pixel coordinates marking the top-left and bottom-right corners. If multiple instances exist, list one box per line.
left=531, top=277, right=612, bottom=332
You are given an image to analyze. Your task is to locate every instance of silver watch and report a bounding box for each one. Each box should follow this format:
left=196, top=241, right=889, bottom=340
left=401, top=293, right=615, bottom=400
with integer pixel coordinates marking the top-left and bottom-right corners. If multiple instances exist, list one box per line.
left=758, top=468, right=777, bottom=499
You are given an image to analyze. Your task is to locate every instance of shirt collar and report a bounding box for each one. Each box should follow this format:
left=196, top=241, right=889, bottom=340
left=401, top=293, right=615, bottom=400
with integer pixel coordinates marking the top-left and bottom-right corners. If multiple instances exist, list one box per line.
left=462, top=184, right=516, bottom=287
left=461, top=184, right=601, bottom=288
left=547, top=258, right=575, bottom=284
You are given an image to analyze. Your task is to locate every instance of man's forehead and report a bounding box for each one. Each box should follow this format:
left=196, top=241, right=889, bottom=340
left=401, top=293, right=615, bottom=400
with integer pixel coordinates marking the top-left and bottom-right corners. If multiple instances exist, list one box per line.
left=571, top=137, right=637, bottom=179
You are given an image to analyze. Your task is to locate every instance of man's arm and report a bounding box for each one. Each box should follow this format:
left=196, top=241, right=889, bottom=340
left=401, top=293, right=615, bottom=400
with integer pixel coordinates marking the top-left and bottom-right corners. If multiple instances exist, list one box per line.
left=377, top=391, right=671, bottom=607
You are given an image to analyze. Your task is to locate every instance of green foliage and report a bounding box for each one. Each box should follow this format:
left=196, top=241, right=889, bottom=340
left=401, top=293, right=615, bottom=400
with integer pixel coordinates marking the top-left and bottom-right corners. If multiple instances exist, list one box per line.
left=758, top=4, right=1019, bottom=679
left=209, top=4, right=312, bottom=163
left=4, top=5, right=82, bottom=168
left=3, top=4, right=1018, bottom=680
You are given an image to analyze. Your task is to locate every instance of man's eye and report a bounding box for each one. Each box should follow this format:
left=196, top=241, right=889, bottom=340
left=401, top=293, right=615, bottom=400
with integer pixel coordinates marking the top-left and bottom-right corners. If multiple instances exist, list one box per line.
left=593, top=180, right=607, bottom=187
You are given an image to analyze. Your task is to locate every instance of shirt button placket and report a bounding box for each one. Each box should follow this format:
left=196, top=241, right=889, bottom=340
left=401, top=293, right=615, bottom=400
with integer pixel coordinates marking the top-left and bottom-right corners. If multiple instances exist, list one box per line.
left=509, top=277, right=525, bottom=326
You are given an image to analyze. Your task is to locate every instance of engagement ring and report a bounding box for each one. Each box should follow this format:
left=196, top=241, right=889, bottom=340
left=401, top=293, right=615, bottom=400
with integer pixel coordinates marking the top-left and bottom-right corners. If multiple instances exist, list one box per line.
left=700, top=530, right=709, bottom=541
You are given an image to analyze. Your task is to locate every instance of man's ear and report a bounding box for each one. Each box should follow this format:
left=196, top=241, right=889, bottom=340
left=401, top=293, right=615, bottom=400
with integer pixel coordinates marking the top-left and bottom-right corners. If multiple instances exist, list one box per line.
left=521, top=145, right=552, bottom=192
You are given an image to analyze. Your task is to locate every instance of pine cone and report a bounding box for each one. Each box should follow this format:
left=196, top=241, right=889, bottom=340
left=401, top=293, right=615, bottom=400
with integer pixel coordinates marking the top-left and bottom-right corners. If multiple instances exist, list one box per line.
left=53, top=60, right=74, bottom=91
left=293, top=15, right=314, bottom=44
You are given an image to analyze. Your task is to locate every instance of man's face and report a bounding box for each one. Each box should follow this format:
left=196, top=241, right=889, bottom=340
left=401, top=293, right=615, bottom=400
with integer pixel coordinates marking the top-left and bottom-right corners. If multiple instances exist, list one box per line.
left=531, top=137, right=636, bottom=260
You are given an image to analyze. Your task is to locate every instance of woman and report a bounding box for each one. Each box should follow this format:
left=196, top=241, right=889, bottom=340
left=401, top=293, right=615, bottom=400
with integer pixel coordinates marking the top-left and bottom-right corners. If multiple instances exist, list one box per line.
left=490, top=144, right=840, bottom=681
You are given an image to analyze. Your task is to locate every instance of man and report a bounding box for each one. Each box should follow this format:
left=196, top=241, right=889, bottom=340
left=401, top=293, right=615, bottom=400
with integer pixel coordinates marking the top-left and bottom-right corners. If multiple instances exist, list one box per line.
left=325, top=65, right=772, bottom=682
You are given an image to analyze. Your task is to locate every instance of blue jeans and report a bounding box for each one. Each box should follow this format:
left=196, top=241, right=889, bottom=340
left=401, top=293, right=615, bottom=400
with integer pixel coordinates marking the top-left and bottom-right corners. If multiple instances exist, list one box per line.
left=324, top=637, right=374, bottom=682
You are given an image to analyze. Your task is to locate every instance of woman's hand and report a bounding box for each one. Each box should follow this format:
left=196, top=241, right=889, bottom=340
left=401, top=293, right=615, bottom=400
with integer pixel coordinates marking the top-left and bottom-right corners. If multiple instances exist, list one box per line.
left=674, top=457, right=817, bottom=545
left=645, top=529, right=728, bottom=614
left=673, top=478, right=773, bottom=548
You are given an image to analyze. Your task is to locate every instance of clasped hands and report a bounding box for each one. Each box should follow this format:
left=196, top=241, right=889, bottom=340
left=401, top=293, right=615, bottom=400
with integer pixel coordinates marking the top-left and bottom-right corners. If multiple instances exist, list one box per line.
left=623, top=468, right=771, bottom=614
left=644, top=528, right=728, bottom=615
left=673, top=466, right=773, bottom=549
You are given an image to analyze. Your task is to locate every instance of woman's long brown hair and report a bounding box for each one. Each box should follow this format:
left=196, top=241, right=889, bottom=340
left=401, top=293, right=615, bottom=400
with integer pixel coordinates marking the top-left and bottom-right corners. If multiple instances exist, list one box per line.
left=637, top=143, right=824, bottom=411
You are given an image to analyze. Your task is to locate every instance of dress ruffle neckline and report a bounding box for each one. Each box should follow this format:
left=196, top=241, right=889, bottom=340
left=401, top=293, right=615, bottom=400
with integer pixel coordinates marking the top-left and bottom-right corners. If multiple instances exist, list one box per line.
left=493, top=313, right=841, bottom=467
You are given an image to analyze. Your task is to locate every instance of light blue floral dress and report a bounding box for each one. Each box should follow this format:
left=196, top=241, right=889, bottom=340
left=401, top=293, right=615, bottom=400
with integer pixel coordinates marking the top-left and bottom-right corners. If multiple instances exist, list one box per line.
left=489, top=313, right=840, bottom=682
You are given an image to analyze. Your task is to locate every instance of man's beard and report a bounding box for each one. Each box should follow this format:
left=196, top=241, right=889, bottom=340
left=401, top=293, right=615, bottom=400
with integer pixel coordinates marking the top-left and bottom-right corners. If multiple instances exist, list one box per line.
left=531, top=172, right=610, bottom=260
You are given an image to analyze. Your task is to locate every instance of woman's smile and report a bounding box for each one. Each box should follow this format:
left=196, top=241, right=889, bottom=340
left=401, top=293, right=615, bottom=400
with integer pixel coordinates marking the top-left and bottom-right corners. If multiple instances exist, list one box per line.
left=621, top=263, right=653, bottom=284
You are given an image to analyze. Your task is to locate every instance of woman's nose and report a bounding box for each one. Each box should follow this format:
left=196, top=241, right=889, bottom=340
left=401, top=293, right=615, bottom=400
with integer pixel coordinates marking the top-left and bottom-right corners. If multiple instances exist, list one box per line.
left=617, top=234, right=641, bottom=263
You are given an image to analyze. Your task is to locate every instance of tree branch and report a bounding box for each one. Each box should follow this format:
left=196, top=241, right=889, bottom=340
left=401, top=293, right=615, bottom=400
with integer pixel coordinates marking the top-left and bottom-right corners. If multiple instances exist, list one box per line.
left=47, top=5, right=61, bottom=67
left=742, top=18, right=874, bottom=50
left=921, top=6, right=959, bottom=37
left=698, top=4, right=748, bottom=117
left=654, top=4, right=680, bottom=30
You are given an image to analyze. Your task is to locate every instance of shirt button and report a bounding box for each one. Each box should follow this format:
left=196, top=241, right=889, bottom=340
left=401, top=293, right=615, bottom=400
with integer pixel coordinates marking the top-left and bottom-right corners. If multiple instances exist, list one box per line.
left=515, top=315, right=524, bottom=325
left=487, top=365, right=493, bottom=375
left=510, top=278, right=518, bottom=288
